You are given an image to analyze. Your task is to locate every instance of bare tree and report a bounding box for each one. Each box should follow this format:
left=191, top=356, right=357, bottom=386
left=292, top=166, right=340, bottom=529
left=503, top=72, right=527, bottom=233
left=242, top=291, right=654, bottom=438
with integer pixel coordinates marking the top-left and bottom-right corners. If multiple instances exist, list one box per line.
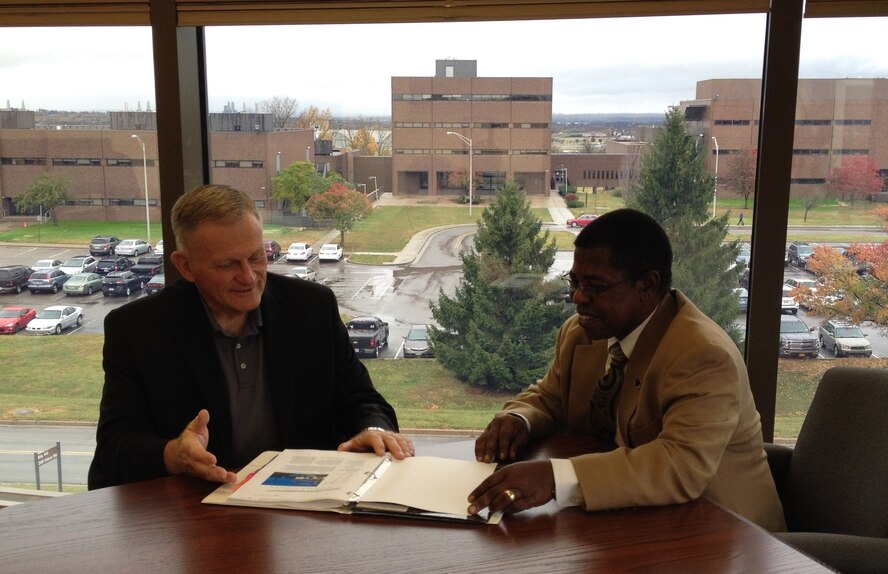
left=260, top=95, right=300, bottom=130
left=724, top=147, right=757, bottom=209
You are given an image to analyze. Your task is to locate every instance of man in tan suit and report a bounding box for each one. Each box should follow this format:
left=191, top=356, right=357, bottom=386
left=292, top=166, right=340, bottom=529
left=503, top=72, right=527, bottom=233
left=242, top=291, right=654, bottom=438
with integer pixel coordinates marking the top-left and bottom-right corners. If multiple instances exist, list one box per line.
left=468, top=208, right=785, bottom=532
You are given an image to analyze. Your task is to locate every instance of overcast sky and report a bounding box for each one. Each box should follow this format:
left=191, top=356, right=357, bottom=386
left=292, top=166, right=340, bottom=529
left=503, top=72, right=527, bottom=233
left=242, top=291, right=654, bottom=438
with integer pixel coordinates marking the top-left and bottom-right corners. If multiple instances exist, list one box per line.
left=1, top=15, right=886, bottom=115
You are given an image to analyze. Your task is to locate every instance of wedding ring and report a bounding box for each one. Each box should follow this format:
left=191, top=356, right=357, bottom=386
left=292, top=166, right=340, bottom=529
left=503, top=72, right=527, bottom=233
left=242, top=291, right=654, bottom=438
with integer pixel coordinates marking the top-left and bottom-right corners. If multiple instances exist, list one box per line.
left=503, top=488, right=516, bottom=503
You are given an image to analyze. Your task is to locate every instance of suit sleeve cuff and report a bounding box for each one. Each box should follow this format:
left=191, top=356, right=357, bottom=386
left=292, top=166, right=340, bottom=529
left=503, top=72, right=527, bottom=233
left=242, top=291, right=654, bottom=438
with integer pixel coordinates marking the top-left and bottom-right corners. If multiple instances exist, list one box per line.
left=551, top=458, right=584, bottom=508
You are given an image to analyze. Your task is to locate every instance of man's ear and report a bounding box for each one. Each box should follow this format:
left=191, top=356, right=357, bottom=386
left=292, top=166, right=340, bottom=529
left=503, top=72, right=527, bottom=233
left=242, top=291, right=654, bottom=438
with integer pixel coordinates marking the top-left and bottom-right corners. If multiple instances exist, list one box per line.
left=170, top=250, right=195, bottom=282
left=637, top=269, right=661, bottom=296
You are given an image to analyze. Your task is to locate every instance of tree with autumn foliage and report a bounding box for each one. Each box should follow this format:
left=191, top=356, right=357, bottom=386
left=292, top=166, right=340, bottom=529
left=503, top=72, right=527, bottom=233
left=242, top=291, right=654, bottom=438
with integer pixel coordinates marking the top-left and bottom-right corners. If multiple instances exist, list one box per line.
left=304, top=182, right=372, bottom=247
left=802, top=207, right=888, bottom=329
left=446, top=169, right=483, bottom=198
left=826, top=155, right=884, bottom=208
left=723, top=146, right=757, bottom=209
left=344, top=127, right=379, bottom=155
left=292, top=105, right=333, bottom=139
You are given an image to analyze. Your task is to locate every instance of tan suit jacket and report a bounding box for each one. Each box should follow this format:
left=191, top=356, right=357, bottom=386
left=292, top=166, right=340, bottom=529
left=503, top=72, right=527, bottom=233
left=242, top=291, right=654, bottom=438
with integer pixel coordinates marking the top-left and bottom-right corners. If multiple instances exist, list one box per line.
left=505, top=290, right=786, bottom=531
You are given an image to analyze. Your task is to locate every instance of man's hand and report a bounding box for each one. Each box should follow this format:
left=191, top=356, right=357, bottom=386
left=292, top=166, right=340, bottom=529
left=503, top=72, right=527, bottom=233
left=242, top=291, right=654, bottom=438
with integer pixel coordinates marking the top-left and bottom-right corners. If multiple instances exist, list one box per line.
left=163, top=409, right=236, bottom=483
left=467, top=460, right=555, bottom=516
left=338, top=428, right=415, bottom=459
left=474, top=413, right=530, bottom=463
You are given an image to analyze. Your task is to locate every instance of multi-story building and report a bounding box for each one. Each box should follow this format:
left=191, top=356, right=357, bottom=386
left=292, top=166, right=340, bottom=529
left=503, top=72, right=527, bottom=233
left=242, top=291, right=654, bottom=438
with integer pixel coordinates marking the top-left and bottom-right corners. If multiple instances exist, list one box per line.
left=683, top=78, right=888, bottom=198
left=391, top=60, right=552, bottom=196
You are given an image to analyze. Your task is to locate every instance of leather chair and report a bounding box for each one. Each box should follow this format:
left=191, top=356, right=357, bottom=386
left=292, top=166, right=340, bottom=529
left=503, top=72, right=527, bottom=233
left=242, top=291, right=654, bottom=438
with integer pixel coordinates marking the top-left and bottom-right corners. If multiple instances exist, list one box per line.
left=765, top=366, right=888, bottom=573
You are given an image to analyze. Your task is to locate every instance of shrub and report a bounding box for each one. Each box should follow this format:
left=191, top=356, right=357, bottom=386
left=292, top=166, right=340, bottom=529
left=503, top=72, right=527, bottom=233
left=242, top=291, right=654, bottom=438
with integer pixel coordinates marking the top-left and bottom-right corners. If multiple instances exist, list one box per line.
left=564, top=193, right=579, bottom=202
left=566, top=199, right=584, bottom=208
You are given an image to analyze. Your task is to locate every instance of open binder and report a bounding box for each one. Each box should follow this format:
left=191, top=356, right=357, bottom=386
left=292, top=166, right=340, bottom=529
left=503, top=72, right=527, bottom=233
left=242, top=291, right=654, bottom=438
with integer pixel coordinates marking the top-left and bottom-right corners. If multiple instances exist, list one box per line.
left=203, top=449, right=502, bottom=524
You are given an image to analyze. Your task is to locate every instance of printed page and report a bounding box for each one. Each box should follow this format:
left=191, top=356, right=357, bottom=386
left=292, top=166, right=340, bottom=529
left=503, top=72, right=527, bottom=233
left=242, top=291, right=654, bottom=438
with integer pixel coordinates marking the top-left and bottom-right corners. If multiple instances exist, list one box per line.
left=359, top=456, right=497, bottom=517
left=227, top=449, right=384, bottom=509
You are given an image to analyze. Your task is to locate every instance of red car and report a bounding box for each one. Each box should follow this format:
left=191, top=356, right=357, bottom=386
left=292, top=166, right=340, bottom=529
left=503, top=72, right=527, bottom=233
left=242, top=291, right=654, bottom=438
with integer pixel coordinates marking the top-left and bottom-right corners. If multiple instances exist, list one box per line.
left=264, top=240, right=282, bottom=261
left=0, top=306, right=37, bottom=334
left=566, top=213, right=598, bottom=228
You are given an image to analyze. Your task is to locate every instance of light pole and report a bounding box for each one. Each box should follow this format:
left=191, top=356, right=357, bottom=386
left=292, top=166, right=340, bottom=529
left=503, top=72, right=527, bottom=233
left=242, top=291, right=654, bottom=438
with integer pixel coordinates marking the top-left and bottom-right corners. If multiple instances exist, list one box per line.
left=306, top=146, right=311, bottom=162
left=446, top=131, right=473, bottom=216
left=357, top=183, right=367, bottom=194
left=369, top=176, right=378, bottom=193
left=131, top=134, right=150, bottom=245
left=711, top=136, right=719, bottom=220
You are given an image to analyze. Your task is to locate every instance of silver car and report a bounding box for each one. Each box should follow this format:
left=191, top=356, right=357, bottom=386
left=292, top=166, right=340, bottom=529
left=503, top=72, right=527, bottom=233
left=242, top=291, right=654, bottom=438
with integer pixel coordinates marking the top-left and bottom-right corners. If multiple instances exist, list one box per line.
left=819, top=320, right=872, bottom=357
left=63, top=272, right=104, bottom=296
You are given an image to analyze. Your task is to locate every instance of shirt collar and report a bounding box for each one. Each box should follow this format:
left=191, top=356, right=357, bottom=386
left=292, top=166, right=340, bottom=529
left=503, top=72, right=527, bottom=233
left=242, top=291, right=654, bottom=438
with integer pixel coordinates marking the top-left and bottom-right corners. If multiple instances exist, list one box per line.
left=607, top=300, right=661, bottom=360
left=200, top=297, right=263, bottom=338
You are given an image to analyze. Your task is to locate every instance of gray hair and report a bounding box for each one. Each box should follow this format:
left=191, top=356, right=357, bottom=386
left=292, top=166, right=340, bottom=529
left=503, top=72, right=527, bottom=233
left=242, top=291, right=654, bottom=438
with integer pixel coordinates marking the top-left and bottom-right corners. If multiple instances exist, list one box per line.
left=171, top=184, right=260, bottom=252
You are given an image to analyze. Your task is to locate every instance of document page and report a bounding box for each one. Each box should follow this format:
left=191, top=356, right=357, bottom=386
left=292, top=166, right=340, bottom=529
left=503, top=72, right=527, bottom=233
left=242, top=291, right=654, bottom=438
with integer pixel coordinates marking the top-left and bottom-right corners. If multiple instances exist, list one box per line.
left=228, top=450, right=385, bottom=509
left=359, top=456, right=497, bottom=517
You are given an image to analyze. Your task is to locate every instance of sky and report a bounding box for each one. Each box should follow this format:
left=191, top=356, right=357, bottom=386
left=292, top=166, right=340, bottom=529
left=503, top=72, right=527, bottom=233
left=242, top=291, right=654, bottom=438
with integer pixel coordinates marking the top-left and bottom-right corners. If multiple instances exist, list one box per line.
left=1, top=15, right=886, bottom=116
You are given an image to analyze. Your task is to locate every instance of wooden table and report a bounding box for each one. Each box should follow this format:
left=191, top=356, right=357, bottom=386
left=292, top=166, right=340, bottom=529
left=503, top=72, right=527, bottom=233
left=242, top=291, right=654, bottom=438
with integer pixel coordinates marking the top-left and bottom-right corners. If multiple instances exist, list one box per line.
left=0, top=437, right=831, bottom=573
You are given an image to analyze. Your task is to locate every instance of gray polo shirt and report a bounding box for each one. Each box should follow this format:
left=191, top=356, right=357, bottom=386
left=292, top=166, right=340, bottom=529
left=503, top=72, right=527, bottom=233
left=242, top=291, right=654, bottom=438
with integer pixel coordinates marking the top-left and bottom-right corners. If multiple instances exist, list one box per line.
left=204, top=303, right=280, bottom=467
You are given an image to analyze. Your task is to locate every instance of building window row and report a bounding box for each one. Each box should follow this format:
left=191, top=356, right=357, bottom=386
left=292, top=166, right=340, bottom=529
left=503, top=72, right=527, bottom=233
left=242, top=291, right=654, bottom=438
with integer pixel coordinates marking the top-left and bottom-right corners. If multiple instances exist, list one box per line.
left=395, top=122, right=433, bottom=128
left=52, top=158, right=102, bottom=166
left=64, top=198, right=159, bottom=206
left=791, top=178, right=828, bottom=185
left=793, top=149, right=830, bottom=155
left=213, top=160, right=264, bottom=168
left=512, top=149, right=549, bottom=155
left=394, top=93, right=552, bottom=102
left=395, top=148, right=432, bottom=155
left=396, top=122, right=549, bottom=129
left=714, top=119, right=752, bottom=126
left=107, top=159, right=134, bottom=166
left=834, top=149, right=870, bottom=155
left=1, top=157, right=47, bottom=165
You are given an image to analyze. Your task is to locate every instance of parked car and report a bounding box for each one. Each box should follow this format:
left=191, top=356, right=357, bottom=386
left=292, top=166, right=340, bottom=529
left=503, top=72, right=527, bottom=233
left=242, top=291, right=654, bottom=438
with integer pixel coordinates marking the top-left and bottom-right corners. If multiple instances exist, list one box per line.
left=144, top=274, right=166, bottom=295
left=89, top=235, right=121, bottom=256
left=566, top=213, right=597, bottom=228
left=95, top=256, right=134, bottom=275
left=26, top=305, right=83, bottom=335
left=778, top=314, right=819, bottom=359
left=115, top=239, right=152, bottom=256
left=0, top=265, right=34, bottom=294
left=27, top=269, right=70, bottom=294
left=781, top=285, right=799, bottom=314
left=31, top=259, right=63, bottom=272
left=264, top=240, right=282, bottom=261
left=63, top=272, right=104, bottom=296
left=60, top=255, right=98, bottom=275
left=318, top=243, right=343, bottom=262
left=154, top=239, right=164, bottom=255
left=787, top=242, right=814, bottom=267
left=130, top=254, right=164, bottom=278
left=102, top=271, right=145, bottom=297
left=286, top=242, right=313, bottom=262
left=733, top=287, right=748, bottom=313
left=0, top=306, right=37, bottom=334
left=784, top=277, right=819, bottom=310
left=346, top=316, right=389, bottom=358
left=735, top=244, right=751, bottom=267
left=286, top=266, right=317, bottom=282
left=403, top=324, right=435, bottom=358
left=819, top=319, right=872, bottom=357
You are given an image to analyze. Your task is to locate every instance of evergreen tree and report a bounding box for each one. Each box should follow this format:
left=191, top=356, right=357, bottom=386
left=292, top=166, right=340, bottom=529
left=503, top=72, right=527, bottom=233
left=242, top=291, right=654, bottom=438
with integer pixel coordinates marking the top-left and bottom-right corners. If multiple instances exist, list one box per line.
left=430, top=182, right=572, bottom=393
left=625, top=107, right=742, bottom=340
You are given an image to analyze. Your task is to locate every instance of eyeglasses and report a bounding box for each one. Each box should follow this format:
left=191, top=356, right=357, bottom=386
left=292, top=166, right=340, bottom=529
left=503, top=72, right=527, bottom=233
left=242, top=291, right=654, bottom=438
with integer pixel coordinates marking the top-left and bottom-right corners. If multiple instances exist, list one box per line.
left=563, top=274, right=637, bottom=297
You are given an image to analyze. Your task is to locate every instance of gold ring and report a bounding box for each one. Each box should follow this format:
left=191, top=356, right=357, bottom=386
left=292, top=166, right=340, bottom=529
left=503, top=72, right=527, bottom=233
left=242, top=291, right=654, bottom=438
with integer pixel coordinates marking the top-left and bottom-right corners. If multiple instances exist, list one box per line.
left=503, top=488, right=516, bottom=502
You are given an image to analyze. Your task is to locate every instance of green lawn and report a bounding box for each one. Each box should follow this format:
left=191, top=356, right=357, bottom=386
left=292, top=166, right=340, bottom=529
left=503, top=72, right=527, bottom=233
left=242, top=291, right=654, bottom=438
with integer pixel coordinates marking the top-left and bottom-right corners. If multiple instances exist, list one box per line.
left=4, top=335, right=885, bottom=439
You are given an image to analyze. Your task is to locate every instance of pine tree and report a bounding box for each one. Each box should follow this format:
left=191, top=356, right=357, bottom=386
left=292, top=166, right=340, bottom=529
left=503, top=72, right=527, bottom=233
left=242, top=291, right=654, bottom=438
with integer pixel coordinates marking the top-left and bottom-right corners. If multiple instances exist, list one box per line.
left=625, top=107, right=742, bottom=341
left=430, top=182, right=572, bottom=393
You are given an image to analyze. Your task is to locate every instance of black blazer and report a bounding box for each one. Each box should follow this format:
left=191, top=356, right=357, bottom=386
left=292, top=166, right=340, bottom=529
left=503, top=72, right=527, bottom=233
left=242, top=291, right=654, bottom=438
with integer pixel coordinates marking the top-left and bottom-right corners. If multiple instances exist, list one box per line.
left=88, top=273, right=398, bottom=489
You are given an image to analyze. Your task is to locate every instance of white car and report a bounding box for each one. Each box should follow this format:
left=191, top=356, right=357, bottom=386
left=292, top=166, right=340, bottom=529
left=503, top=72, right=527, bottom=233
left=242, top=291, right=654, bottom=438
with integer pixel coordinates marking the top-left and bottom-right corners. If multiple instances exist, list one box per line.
left=32, top=259, right=63, bottom=272
left=286, top=266, right=318, bottom=282
left=59, top=255, right=98, bottom=275
left=286, top=242, right=313, bottom=262
left=26, top=305, right=83, bottom=335
left=116, top=239, right=152, bottom=256
left=154, top=240, right=164, bottom=255
left=318, top=243, right=343, bottom=262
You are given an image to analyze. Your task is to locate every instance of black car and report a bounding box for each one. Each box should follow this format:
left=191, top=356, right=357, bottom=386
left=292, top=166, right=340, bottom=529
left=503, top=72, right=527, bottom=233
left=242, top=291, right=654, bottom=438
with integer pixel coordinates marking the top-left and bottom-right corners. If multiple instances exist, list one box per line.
left=130, top=254, right=164, bottom=278
left=95, top=256, right=134, bottom=275
left=89, top=235, right=121, bottom=256
left=0, top=265, right=33, bottom=294
left=27, top=269, right=70, bottom=294
left=102, top=271, right=145, bottom=297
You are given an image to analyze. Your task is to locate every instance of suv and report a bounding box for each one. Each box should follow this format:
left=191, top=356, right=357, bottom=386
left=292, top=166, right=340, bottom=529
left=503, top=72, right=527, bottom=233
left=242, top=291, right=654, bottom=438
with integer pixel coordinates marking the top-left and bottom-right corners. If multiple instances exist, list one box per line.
left=89, top=235, right=121, bottom=256
left=819, top=319, right=872, bottom=357
left=778, top=315, right=819, bottom=359
left=0, top=265, right=33, bottom=294
left=787, top=242, right=814, bottom=267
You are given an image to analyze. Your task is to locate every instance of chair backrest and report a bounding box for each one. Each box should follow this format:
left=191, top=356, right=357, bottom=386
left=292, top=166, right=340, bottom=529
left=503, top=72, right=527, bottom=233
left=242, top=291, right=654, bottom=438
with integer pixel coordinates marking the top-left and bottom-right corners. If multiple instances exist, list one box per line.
left=783, top=366, right=888, bottom=537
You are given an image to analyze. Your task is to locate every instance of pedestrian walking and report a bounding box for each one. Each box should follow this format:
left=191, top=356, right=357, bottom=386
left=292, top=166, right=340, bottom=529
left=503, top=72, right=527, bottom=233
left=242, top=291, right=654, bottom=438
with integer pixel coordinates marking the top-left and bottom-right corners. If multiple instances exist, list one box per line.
left=738, top=211, right=745, bottom=225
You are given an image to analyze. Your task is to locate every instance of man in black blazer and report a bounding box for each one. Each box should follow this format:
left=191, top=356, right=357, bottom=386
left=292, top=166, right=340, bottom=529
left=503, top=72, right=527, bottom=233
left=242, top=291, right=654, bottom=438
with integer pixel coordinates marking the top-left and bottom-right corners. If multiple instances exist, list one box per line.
left=88, top=184, right=412, bottom=489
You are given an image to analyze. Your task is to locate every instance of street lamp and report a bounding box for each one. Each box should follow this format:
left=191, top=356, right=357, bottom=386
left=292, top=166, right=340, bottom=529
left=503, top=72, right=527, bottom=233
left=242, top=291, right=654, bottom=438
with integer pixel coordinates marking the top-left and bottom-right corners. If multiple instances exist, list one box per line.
left=711, top=136, right=719, bottom=220
left=357, top=183, right=367, bottom=194
left=131, top=134, right=150, bottom=245
left=446, top=131, right=473, bottom=216
left=369, top=176, right=378, bottom=193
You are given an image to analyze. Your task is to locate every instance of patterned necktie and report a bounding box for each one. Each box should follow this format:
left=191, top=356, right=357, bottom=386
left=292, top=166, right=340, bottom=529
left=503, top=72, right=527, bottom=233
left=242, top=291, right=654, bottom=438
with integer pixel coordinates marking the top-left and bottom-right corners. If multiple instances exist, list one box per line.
left=590, top=342, right=628, bottom=440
